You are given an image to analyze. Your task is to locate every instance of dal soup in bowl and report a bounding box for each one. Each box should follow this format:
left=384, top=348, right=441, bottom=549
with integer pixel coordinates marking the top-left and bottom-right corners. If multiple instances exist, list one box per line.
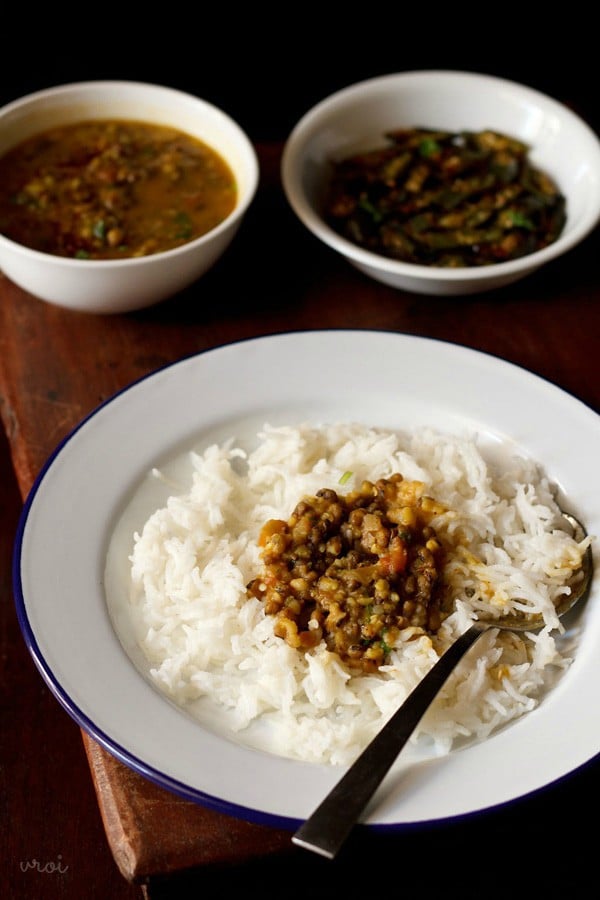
left=0, top=81, right=259, bottom=313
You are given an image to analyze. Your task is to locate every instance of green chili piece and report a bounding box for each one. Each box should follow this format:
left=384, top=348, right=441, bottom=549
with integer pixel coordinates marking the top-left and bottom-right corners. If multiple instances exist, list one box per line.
left=357, top=197, right=383, bottom=223
left=419, top=137, right=441, bottom=158
left=504, top=210, right=535, bottom=230
left=174, top=211, right=193, bottom=239
left=92, top=220, right=106, bottom=240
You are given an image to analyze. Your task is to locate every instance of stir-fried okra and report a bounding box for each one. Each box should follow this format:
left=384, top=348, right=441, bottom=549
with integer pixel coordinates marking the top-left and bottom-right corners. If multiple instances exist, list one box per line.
left=325, top=128, right=566, bottom=267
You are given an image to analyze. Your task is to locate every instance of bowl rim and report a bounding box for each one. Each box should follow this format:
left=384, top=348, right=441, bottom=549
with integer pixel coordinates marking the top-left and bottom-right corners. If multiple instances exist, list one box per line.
left=0, top=79, right=260, bottom=267
left=281, top=69, right=600, bottom=282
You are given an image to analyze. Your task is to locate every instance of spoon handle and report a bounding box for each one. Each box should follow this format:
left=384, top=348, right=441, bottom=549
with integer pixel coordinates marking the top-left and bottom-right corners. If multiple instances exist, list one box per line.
left=292, top=623, right=485, bottom=859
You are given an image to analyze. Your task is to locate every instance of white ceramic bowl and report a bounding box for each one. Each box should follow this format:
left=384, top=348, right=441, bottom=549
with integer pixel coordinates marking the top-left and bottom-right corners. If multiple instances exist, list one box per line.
left=0, top=81, right=259, bottom=313
left=281, top=70, right=600, bottom=295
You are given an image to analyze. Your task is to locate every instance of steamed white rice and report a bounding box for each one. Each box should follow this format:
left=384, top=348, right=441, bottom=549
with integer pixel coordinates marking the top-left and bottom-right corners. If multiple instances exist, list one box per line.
left=128, top=423, right=590, bottom=765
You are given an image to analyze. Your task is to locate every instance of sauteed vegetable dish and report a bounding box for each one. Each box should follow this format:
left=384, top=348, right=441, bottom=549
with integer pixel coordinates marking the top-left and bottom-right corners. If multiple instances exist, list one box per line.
left=0, top=119, right=237, bottom=259
left=325, top=128, right=566, bottom=267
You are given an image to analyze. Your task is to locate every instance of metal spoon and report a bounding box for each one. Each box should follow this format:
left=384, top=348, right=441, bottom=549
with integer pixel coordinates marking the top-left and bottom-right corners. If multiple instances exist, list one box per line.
left=292, top=512, right=593, bottom=860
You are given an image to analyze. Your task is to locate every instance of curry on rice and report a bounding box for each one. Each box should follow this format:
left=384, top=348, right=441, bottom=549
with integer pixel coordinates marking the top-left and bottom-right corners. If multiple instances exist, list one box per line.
left=247, top=473, right=448, bottom=672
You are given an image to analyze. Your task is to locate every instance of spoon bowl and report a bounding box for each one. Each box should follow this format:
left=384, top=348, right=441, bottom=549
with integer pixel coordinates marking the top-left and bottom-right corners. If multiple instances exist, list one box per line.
left=293, top=511, right=593, bottom=859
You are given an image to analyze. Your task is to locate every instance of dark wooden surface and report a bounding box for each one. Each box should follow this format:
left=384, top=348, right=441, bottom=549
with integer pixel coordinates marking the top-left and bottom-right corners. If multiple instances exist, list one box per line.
left=2, top=140, right=600, bottom=899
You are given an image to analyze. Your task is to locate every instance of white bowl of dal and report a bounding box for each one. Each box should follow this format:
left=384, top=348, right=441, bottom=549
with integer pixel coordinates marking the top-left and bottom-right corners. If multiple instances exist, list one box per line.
left=0, top=80, right=259, bottom=314
left=281, top=70, right=600, bottom=296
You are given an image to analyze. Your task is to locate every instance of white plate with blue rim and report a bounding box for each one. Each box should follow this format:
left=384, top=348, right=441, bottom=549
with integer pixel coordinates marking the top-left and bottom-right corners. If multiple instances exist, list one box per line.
left=14, top=329, right=600, bottom=830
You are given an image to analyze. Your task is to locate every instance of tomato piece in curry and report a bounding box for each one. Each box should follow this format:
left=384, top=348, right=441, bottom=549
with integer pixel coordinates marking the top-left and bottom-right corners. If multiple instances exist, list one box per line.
left=0, top=119, right=237, bottom=259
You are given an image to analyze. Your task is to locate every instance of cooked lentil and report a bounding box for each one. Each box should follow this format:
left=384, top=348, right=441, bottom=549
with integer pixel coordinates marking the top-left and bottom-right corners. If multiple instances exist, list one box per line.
left=247, top=474, right=448, bottom=672
left=0, top=119, right=237, bottom=259
left=325, top=128, right=566, bottom=267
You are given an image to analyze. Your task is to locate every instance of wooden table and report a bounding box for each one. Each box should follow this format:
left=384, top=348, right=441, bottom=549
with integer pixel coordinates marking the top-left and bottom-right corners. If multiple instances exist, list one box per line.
left=2, top=142, right=600, bottom=899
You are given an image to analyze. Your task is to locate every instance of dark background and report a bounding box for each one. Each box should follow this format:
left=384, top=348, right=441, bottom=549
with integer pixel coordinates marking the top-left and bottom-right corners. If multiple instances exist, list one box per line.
left=2, top=11, right=598, bottom=143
